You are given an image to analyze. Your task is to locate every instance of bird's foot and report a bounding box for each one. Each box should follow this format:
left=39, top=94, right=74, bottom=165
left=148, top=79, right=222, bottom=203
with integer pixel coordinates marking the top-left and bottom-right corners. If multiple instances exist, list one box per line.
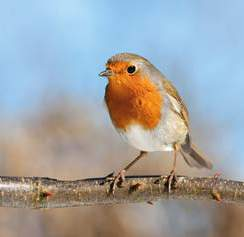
left=108, top=170, right=126, bottom=195
left=165, top=170, right=177, bottom=194
left=100, top=170, right=126, bottom=195
left=213, top=172, right=222, bottom=179
left=154, top=171, right=177, bottom=194
left=99, top=171, right=115, bottom=185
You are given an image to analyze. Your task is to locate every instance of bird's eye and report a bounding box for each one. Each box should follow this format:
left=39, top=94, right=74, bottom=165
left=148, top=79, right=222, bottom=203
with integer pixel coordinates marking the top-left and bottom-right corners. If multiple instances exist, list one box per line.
left=127, top=65, right=136, bottom=74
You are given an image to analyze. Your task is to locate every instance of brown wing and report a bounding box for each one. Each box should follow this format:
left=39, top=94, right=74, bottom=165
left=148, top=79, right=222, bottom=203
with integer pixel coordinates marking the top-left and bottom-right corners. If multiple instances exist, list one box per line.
left=162, top=79, right=189, bottom=128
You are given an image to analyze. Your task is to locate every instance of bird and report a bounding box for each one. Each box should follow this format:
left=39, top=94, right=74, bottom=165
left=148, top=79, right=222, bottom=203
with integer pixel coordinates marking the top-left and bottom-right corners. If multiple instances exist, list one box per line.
left=99, top=53, right=213, bottom=194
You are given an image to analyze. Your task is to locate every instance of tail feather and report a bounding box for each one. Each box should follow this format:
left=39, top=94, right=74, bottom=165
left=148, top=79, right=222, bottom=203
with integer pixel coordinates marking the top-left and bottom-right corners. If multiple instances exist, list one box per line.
left=181, top=136, right=213, bottom=169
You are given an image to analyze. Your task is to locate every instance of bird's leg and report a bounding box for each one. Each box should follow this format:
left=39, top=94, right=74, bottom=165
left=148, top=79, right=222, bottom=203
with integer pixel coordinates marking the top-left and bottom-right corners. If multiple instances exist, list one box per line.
left=166, top=146, right=178, bottom=193
left=154, top=145, right=179, bottom=193
left=109, top=151, right=147, bottom=195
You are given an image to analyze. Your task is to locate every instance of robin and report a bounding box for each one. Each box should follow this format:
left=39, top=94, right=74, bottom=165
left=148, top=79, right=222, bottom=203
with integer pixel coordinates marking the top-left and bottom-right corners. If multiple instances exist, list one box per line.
left=99, top=53, right=213, bottom=194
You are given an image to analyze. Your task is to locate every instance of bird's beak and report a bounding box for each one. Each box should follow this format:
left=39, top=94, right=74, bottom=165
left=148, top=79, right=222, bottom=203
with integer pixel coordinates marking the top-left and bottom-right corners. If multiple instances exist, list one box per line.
left=99, top=69, right=113, bottom=77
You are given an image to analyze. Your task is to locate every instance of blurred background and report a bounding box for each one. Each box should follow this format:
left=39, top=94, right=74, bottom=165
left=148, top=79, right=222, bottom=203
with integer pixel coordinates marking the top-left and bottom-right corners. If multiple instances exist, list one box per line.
left=0, top=0, right=243, bottom=236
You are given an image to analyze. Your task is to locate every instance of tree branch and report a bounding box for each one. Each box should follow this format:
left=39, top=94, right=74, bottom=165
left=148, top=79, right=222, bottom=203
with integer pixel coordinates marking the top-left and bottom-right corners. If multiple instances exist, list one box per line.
left=0, top=175, right=243, bottom=208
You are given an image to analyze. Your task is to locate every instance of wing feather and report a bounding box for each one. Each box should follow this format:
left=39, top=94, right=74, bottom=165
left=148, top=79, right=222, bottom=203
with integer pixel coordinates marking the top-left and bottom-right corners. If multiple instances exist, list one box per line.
left=162, top=79, right=189, bottom=128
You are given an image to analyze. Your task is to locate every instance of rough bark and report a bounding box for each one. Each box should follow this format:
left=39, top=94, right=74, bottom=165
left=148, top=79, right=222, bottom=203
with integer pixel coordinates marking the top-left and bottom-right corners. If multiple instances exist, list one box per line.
left=0, top=175, right=242, bottom=208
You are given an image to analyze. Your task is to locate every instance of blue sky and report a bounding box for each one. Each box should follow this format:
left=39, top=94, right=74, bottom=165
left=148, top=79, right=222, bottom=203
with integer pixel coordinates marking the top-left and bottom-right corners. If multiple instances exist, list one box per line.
left=0, top=1, right=243, bottom=174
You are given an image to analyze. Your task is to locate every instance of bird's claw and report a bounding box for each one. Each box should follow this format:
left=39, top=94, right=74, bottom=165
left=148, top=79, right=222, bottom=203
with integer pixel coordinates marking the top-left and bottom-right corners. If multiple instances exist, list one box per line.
left=109, top=170, right=126, bottom=195
left=99, top=171, right=115, bottom=185
left=166, top=170, right=177, bottom=194
left=153, top=171, right=177, bottom=194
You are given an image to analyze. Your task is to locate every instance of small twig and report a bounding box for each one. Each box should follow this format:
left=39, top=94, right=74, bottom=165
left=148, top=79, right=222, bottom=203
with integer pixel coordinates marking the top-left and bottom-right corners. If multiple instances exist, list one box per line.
left=0, top=175, right=243, bottom=208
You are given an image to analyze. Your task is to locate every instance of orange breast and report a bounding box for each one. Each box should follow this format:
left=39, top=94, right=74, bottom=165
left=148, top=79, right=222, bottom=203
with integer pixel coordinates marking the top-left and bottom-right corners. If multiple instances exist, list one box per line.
left=105, top=74, right=163, bottom=130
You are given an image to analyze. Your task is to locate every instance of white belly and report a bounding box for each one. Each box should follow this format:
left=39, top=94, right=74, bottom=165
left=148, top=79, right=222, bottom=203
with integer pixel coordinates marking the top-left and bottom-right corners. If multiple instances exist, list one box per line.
left=116, top=108, right=188, bottom=152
